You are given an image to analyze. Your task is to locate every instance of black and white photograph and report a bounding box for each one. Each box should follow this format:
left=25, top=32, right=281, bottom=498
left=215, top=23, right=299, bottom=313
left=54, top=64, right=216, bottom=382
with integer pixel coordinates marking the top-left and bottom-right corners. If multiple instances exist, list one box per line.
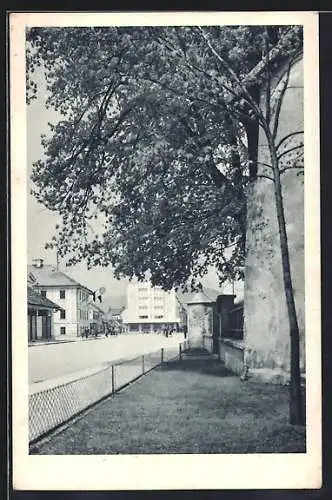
left=10, top=11, right=321, bottom=490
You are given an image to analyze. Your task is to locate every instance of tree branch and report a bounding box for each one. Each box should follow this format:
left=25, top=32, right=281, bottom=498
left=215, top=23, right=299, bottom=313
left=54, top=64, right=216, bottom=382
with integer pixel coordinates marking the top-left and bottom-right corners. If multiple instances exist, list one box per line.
left=241, top=27, right=300, bottom=86
left=264, top=27, right=271, bottom=126
left=257, top=161, right=273, bottom=170
left=279, top=165, right=304, bottom=175
left=276, top=131, right=304, bottom=150
left=196, top=26, right=268, bottom=129
left=277, top=144, right=304, bottom=161
left=271, top=63, right=291, bottom=140
left=256, top=174, right=275, bottom=182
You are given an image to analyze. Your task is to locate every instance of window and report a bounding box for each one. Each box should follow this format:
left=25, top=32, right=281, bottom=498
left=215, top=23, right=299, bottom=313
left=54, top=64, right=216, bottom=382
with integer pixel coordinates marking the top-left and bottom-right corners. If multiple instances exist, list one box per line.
left=155, top=315, right=164, bottom=319
left=60, top=309, right=66, bottom=319
left=79, top=309, right=87, bottom=320
left=154, top=296, right=163, bottom=302
left=60, top=290, right=66, bottom=299
left=40, top=290, right=47, bottom=297
left=138, top=287, right=148, bottom=292
left=139, top=315, right=148, bottom=319
left=139, top=305, right=148, bottom=310
left=154, top=305, right=164, bottom=309
left=60, top=327, right=66, bottom=335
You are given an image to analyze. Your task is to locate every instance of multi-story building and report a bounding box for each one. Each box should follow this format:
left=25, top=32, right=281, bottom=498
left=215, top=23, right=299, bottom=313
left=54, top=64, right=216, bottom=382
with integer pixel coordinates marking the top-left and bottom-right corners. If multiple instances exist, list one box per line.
left=122, top=281, right=185, bottom=333
left=27, top=258, right=94, bottom=338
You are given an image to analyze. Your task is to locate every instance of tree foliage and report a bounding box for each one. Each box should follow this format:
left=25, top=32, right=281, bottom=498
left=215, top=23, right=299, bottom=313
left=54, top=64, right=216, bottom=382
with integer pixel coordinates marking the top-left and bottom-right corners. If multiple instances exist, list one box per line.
left=26, top=25, right=302, bottom=290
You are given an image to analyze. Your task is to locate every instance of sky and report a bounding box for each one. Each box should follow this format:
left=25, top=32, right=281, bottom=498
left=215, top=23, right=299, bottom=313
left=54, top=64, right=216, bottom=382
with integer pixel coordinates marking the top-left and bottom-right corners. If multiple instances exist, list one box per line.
left=26, top=69, right=129, bottom=310
left=26, top=66, right=242, bottom=310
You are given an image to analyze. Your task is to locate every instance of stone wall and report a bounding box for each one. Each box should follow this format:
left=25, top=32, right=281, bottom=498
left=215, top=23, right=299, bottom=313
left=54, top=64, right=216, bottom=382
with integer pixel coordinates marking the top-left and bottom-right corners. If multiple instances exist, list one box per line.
left=219, top=339, right=245, bottom=375
left=244, top=57, right=305, bottom=374
left=203, top=335, right=214, bottom=354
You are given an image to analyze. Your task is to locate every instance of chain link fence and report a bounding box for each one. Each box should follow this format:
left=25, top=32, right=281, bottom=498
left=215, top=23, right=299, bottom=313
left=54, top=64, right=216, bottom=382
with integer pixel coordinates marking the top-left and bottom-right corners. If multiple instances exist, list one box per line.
left=29, top=343, right=184, bottom=443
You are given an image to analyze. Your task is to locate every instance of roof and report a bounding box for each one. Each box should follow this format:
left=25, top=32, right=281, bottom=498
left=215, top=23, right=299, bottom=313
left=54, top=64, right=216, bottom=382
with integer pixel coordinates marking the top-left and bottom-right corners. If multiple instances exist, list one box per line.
left=27, top=265, right=94, bottom=293
left=27, top=286, right=60, bottom=310
left=177, top=287, right=222, bottom=306
left=186, top=290, right=215, bottom=305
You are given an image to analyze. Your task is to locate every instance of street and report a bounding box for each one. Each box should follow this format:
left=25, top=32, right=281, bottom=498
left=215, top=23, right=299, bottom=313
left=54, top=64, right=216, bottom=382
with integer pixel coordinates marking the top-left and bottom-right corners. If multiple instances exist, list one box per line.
left=29, top=333, right=183, bottom=384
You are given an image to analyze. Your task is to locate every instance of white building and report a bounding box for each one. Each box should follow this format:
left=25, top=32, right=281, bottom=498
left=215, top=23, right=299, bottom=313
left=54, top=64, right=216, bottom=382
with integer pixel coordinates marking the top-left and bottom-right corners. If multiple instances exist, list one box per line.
left=122, top=281, right=184, bottom=333
left=28, top=258, right=94, bottom=338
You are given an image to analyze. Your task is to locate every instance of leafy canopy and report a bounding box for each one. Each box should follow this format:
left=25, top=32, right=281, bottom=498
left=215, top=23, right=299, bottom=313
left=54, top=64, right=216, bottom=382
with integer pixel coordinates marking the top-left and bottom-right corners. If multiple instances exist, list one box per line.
left=26, top=25, right=302, bottom=290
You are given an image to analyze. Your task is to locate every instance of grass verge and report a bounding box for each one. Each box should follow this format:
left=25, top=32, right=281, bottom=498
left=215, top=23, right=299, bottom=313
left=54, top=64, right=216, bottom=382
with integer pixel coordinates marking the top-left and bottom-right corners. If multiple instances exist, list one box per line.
left=30, top=355, right=306, bottom=454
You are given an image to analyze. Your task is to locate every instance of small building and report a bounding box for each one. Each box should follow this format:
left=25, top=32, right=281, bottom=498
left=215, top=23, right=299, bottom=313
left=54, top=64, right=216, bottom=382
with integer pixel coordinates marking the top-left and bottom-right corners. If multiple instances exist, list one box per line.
left=110, top=306, right=124, bottom=322
left=27, top=286, right=60, bottom=342
left=183, top=288, right=239, bottom=354
left=103, top=307, right=120, bottom=334
left=28, top=258, right=94, bottom=339
left=186, top=290, right=215, bottom=350
left=88, top=301, right=105, bottom=336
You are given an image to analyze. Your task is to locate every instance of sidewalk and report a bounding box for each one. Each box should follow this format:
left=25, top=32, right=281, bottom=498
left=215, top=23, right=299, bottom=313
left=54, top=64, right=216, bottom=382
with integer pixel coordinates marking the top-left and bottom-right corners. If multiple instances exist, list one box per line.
left=28, top=336, right=105, bottom=347
left=28, top=332, right=135, bottom=347
left=29, top=332, right=183, bottom=347
left=30, top=351, right=306, bottom=455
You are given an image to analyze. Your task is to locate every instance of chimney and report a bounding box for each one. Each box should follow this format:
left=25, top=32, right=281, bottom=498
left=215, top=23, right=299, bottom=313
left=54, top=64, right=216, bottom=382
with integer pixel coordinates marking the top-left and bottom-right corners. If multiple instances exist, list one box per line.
left=32, top=258, right=44, bottom=268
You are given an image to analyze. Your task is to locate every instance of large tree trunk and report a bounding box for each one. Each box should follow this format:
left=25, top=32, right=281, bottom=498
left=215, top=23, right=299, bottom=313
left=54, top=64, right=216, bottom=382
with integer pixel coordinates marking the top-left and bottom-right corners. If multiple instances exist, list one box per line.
left=268, top=139, right=305, bottom=426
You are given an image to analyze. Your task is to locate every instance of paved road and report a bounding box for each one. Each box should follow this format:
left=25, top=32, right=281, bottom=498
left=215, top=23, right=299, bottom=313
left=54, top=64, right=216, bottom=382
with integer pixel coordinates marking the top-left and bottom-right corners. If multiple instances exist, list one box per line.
left=29, top=333, right=183, bottom=384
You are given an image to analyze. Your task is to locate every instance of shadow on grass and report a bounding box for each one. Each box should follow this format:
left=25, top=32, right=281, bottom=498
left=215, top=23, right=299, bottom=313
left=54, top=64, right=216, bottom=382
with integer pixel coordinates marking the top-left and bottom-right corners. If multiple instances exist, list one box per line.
left=162, top=353, right=234, bottom=378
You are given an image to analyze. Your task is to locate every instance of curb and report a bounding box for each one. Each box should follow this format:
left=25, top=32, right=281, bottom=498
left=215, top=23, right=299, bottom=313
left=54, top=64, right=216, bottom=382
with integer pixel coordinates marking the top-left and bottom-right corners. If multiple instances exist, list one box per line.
left=28, top=336, right=108, bottom=347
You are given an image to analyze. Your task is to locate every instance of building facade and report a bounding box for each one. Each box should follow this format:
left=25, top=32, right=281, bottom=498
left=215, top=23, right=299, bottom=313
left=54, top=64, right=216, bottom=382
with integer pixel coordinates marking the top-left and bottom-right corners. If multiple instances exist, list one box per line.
left=88, top=302, right=105, bottom=336
left=28, top=259, right=94, bottom=338
left=27, top=286, right=60, bottom=342
left=123, top=282, right=184, bottom=333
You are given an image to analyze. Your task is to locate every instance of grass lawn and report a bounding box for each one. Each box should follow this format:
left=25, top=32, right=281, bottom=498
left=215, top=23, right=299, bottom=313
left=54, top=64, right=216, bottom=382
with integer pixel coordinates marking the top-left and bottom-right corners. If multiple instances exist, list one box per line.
left=30, top=354, right=306, bottom=454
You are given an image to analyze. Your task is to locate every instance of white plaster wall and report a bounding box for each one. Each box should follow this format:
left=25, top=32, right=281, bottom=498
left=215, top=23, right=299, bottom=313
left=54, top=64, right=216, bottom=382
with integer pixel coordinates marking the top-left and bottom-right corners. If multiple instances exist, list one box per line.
left=43, top=287, right=87, bottom=338
left=125, top=282, right=180, bottom=325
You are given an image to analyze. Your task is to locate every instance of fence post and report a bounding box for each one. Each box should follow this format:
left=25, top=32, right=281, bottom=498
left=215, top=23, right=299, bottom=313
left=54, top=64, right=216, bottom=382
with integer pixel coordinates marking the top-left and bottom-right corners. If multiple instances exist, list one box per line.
left=111, top=365, right=115, bottom=394
left=161, top=348, right=164, bottom=364
left=142, top=355, right=145, bottom=374
left=179, top=343, right=182, bottom=363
